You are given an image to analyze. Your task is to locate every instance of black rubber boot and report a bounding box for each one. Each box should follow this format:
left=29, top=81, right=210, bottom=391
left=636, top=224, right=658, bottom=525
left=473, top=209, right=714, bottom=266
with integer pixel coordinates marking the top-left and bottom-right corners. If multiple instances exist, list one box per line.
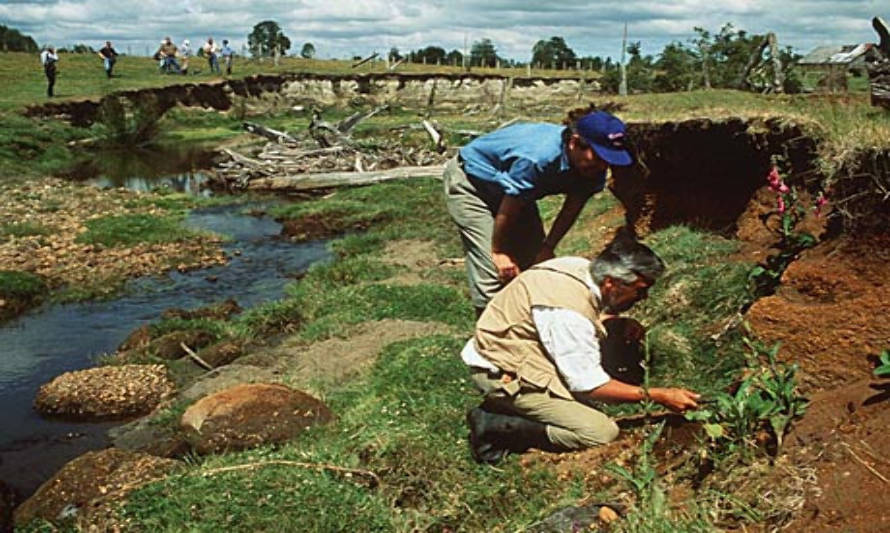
left=467, top=407, right=558, bottom=464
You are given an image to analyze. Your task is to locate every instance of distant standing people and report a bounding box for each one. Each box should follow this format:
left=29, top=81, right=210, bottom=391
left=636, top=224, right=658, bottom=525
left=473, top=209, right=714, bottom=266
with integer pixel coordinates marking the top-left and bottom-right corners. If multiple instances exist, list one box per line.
left=39, top=46, right=58, bottom=97
left=203, top=37, right=220, bottom=74
left=156, top=36, right=181, bottom=74
left=180, top=39, right=191, bottom=74
left=97, top=40, right=119, bottom=78
left=221, top=39, right=234, bottom=75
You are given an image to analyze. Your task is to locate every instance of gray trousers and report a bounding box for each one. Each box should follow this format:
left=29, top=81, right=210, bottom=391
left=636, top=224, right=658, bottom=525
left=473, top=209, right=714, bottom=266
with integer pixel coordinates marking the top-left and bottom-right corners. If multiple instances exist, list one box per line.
left=443, top=156, right=545, bottom=310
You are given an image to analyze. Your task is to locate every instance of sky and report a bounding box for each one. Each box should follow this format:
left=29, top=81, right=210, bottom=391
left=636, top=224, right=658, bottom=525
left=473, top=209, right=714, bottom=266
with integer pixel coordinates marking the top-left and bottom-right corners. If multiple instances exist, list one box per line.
left=0, top=0, right=885, bottom=60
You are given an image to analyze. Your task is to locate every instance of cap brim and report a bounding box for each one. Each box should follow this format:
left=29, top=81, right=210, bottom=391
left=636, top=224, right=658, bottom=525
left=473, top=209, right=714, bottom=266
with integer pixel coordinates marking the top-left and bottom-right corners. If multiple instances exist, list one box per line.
left=591, top=143, right=633, bottom=166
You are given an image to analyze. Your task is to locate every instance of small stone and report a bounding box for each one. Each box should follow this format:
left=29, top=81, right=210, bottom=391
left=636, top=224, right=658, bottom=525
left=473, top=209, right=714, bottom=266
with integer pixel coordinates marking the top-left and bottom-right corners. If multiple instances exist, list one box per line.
left=598, top=506, right=619, bottom=524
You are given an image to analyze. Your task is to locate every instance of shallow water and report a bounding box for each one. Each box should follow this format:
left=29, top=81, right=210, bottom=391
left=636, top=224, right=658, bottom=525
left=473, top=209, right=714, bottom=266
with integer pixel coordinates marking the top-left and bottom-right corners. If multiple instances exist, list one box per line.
left=0, top=202, right=330, bottom=498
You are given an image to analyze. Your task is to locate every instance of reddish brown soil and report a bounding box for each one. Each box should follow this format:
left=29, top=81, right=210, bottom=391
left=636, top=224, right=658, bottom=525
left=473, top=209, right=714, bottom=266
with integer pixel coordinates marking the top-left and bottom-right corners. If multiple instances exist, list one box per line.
left=785, top=379, right=890, bottom=532
left=747, top=235, right=890, bottom=530
left=746, top=235, right=890, bottom=392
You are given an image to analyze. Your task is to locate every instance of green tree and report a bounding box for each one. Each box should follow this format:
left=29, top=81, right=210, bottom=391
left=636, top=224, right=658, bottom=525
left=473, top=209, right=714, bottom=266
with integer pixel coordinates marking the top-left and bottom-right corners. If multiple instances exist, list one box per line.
left=409, top=45, right=446, bottom=64
left=654, top=42, right=697, bottom=91
left=531, top=36, right=577, bottom=69
left=0, top=25, right=38, bottom=52
left=72, top=43, right=94, bottom=54
left=470, top=38, right=498, bottom=67
left=388, top=47, right=402, bottom=62
left=247, top=20, right=291, bottom=57
left=300, top=42, right=316, bottom=59
left=446, top=49, right=463, bottom=66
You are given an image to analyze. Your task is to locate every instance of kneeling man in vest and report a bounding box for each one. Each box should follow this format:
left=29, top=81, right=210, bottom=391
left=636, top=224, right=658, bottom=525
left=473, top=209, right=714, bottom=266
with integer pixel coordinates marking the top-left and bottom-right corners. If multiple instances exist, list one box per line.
left=461, top=230, right=700, bottom=463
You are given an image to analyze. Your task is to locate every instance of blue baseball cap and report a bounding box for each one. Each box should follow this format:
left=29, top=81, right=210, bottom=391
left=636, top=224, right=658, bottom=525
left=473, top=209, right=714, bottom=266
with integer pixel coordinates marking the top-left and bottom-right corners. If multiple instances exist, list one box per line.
left=576, top=111, right=633, bottom=166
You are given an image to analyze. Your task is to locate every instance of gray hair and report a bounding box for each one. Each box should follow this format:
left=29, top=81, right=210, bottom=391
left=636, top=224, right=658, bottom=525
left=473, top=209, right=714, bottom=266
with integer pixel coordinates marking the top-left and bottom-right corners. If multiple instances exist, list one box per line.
left=590, top=228, right=665, bottom=285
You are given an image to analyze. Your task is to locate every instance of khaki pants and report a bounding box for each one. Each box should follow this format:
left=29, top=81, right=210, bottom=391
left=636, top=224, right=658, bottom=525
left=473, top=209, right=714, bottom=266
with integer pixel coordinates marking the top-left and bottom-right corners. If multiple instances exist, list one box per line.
left=443, top=156, right=545, bottom=310
left=469, top=370, right=619, bottom=450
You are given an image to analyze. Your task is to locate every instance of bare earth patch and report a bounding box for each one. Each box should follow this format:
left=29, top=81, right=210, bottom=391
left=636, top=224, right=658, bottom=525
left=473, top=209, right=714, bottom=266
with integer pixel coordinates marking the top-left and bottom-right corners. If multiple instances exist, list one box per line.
left=380, top=238, right=443, bottom=285
left=0, top=177, right=226, bottom=297
left=248, top=319, right=456, bottom=387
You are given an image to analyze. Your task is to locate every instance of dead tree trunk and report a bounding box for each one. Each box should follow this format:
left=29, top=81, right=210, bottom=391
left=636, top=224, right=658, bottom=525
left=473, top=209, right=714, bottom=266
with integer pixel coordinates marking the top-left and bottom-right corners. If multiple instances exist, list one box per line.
left=869, top=16, right=890, bottom=109
left=246, top=165, right=445, bottom=192
left=737, top=36, right=770, bottom=90
left=767, top=32, right=784, bottom=93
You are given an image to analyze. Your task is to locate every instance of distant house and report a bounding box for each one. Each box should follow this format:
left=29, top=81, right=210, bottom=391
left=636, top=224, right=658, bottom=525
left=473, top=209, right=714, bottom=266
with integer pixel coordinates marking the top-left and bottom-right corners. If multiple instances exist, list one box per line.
left=798, top=43, right=877, bottom=91
left=799, top=43, right=876, bottom=70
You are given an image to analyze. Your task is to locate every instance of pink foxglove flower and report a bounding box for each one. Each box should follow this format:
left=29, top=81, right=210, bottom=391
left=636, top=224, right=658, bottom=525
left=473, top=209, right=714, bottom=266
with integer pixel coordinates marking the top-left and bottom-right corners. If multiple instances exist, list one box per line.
left=777, top=196, right=786, bottom=214
left=778, top=183, right=789, bottom=194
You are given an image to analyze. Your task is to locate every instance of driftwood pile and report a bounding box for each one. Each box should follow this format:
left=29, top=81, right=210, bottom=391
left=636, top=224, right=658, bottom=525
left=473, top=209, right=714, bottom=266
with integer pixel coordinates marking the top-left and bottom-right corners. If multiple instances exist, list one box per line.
left=210, top=107, right=456, bottom=192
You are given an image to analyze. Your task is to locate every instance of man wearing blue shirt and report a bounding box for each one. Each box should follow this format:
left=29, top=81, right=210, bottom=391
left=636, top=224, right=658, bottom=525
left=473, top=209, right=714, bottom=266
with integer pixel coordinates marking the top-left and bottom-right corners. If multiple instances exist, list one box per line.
left=443, top=110, right=634, bottom=315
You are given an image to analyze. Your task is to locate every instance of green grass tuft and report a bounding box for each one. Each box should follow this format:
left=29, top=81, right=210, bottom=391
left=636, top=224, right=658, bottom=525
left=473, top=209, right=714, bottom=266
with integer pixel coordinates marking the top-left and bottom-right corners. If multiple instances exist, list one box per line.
left=76, top=213, right=205, bottom=247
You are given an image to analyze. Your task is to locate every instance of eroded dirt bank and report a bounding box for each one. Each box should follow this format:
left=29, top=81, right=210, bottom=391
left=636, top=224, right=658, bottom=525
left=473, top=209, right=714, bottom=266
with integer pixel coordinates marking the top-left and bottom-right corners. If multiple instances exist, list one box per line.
left=24, top=72, right=598, bottom=126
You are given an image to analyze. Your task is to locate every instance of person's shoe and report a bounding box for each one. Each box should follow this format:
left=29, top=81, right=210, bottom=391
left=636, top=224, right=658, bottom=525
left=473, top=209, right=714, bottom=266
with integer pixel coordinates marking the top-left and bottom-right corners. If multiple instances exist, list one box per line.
left=467, top=408, right=509, bottom=464
left=467, top=407, right=560, bottom=464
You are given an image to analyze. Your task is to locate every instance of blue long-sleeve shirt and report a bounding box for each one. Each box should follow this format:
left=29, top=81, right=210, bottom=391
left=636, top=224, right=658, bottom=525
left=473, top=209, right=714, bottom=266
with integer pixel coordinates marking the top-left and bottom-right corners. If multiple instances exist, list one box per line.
left=458, top=123, right=605, bottom=202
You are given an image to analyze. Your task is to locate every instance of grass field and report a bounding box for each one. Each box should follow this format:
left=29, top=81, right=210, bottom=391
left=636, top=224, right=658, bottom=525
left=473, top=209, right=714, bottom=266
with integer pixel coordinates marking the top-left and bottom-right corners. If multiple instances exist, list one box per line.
left=4, top=50, right=887, bottom=531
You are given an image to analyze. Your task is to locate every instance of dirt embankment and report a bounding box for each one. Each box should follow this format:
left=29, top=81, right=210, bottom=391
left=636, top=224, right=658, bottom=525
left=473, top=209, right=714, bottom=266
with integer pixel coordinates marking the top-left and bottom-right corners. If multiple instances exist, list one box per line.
left=611, top=115, right=890, bottom=530
left=23, top=72, right=596, bottom=127
left=614, top=116, right=821, bottom=238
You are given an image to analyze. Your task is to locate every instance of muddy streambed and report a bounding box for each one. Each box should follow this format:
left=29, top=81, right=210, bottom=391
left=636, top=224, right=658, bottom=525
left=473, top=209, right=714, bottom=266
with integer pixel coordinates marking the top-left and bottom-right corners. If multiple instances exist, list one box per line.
left=0, top=171, right=331, bottom=498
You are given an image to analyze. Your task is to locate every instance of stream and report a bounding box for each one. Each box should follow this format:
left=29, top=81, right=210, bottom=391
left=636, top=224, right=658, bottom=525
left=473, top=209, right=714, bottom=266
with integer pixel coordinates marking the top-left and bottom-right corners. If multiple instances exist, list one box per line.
left=0, top=150, right=331, bottom=499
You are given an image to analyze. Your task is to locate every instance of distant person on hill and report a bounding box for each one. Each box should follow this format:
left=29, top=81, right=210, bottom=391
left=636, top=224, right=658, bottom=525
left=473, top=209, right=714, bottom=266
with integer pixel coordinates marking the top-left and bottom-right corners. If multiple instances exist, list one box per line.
left=97, top=41, right=119, bottom=78
left=155, top=36, right=181, bottom=74
left=180, top=39, right=191, bottom=74
left=443, top=108, right=636, bottom=317
left=203, top=37, right=220, bottom=74
left=462, top=231, right=700, bottom=464
left=221, top=39, right=234, bottom=75
left=39, top=46, right=59, bottom=97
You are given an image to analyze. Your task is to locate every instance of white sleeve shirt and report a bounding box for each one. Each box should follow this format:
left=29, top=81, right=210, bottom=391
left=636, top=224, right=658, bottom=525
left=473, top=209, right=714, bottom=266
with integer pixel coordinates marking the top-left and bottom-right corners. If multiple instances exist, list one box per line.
left=461, top=285, right=612, bottom=392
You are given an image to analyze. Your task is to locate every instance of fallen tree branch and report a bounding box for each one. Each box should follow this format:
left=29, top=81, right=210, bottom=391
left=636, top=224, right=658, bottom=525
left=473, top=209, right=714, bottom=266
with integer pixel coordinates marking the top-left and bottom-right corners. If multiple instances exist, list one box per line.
left=421, top=119, right=445, bottom=152
left=247, top=165, right=445, bottom=192
left=180, top=342, right=213, bottom=370
left=243, top=122, right=299, bottom=144
left=337, top=104, right=389, bottom=134
left=222, top=148, right=268, bottom=169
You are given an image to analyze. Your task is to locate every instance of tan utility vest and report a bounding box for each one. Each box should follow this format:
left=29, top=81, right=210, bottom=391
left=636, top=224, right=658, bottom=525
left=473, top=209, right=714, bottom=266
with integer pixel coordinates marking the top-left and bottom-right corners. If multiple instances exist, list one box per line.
left=474, top=256, right=606, bottom=399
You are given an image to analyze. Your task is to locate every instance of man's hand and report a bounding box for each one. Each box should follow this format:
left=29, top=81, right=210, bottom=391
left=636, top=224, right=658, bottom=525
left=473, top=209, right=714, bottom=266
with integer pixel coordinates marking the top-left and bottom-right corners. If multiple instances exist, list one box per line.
left=650, top=388, right=700, bottom=412
left=492, top=251, right=519, bottom=282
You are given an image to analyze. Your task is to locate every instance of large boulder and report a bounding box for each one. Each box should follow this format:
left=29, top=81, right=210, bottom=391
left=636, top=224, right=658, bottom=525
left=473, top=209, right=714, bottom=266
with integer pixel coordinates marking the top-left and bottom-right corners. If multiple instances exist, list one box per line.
left=35, top=364, right=175, bottom=420
left=181, top=383, right=334, bottom=454
left=13, top=449, right=179, bottom=527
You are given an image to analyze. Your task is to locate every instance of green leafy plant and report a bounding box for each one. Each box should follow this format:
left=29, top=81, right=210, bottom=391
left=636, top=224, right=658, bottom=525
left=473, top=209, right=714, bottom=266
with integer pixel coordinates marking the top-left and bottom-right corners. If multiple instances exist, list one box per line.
left=875, top=350, right=890, bottom=378
left=685, top=329, right=807, bottom=453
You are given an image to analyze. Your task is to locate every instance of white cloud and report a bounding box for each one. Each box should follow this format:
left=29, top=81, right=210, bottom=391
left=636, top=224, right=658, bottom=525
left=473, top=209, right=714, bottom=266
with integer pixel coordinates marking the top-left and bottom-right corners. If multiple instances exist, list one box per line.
left=0, top=0, right=883, bottom=59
